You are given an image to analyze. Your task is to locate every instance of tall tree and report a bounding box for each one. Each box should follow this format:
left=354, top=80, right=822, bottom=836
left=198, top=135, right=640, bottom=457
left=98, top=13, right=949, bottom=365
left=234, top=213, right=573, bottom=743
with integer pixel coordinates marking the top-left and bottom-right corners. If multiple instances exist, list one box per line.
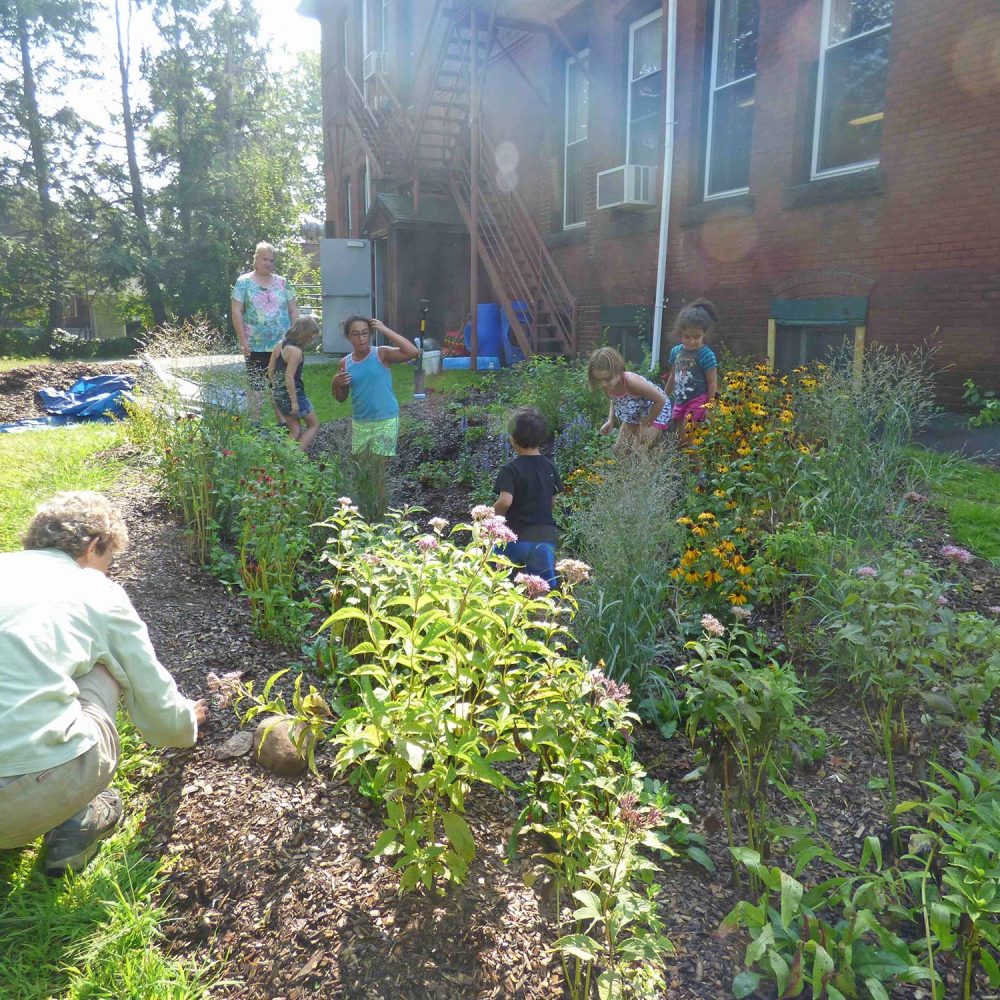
left=143, top=0, right=321, bottom=325
left=0, top=0, right=95, bottom=329
left=114, top=0, right=168, bottom=324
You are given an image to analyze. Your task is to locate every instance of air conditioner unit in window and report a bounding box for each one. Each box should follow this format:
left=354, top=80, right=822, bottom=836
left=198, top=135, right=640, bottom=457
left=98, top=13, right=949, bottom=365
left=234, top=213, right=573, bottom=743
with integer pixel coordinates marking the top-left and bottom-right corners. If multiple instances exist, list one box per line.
left=363, top=51, right=390, bottom=80
left=596, top=164, right=657, bottom=210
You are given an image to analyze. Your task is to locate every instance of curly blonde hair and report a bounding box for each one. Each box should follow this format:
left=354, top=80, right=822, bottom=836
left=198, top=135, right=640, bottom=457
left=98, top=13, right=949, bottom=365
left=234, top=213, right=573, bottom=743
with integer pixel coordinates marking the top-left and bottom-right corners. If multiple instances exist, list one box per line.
left=23, top=491, right=129, bottom=559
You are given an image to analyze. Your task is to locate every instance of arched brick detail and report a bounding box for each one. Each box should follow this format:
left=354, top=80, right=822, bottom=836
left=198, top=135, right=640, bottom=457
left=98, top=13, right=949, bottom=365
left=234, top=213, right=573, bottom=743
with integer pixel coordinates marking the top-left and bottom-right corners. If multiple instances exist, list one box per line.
left=774, top=270, right=876, bottom=300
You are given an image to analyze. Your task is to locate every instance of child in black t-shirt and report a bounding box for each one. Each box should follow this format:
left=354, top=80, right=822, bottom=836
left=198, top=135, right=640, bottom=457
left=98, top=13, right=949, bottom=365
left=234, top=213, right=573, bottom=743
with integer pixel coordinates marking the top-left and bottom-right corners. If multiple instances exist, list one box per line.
left=492, top=406, right=563, bottom=589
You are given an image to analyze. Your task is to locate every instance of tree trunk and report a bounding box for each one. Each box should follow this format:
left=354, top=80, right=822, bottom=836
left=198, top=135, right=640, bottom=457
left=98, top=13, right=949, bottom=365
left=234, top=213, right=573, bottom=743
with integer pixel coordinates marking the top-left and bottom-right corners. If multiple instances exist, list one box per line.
left=114, top=0, right=168, bottom=326
left=15, top=0, right=63, bottom=330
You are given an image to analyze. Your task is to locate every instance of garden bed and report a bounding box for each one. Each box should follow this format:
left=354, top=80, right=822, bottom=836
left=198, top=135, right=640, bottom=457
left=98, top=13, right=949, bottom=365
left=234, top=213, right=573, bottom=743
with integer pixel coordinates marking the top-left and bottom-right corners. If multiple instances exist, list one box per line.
left=103, top=465, right=997, bottom=999
left=5, top=358, right=999, bottom=999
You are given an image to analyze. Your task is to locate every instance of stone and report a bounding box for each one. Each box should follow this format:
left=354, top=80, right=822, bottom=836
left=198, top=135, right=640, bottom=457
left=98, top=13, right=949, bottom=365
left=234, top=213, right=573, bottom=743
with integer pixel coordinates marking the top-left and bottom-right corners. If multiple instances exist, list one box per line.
left=252, top=715, right=312, bottom=778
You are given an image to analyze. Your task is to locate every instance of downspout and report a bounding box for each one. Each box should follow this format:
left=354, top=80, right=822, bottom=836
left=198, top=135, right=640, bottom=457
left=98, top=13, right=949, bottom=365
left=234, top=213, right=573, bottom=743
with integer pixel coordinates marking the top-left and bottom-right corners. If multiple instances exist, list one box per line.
left=650, top=0, right=678, bottom=372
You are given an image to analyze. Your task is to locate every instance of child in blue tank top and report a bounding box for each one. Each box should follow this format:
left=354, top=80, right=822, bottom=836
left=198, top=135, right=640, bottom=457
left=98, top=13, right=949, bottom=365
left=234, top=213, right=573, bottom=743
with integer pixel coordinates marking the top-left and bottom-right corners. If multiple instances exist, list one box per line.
left=331, top=316, right=419, bottom=457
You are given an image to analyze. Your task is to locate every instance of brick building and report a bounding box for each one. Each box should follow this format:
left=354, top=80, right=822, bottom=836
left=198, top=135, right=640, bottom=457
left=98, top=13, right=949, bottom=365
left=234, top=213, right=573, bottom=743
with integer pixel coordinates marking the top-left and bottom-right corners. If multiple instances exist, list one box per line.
left=301, top=0, right=1000, bottom=400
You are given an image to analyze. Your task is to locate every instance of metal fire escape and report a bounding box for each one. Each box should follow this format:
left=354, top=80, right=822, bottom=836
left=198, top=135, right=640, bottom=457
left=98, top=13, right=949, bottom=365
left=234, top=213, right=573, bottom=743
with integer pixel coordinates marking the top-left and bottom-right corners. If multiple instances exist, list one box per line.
left=340, top=2, right=578, bottom=360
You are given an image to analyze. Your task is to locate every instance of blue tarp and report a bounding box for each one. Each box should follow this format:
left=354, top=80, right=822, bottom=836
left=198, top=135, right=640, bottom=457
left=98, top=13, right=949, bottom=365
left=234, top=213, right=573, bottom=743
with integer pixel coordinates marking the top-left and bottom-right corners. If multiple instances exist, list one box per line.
left=0, top=373, right=135, bottom=434
left=36, top=374, right=136, bottom=418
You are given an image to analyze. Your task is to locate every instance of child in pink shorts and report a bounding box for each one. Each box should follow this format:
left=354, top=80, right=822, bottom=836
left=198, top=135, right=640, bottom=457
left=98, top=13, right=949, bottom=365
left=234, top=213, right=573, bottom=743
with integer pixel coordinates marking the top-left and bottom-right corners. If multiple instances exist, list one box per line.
left=663, top=299, right=719, bottom=444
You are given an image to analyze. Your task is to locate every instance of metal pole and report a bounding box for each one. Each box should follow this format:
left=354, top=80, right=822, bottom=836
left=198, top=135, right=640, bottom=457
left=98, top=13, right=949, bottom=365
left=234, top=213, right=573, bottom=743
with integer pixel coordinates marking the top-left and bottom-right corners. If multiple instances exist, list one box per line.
left=469, top=6, right=479, bottom=371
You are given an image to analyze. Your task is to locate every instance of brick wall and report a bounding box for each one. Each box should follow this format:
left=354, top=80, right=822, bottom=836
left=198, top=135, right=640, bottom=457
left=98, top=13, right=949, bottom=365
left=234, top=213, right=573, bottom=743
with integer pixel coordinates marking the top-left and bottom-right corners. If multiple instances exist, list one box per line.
left=480, top=0, right=1000, bottom=402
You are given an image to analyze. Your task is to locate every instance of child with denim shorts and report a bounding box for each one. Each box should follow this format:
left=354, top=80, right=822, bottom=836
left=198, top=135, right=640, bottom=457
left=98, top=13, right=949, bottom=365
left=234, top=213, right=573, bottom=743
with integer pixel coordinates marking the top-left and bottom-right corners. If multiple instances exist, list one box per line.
left=493, top=407, right=563, bottom=589
left=267, top=316, right=321, bottom=451
left=663, top=299, right=719, bottom=444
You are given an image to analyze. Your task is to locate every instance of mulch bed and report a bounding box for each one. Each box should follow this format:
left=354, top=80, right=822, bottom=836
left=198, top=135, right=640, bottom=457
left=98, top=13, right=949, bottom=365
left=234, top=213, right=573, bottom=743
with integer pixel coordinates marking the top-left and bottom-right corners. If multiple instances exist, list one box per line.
left=3, top=362, right=997, bottom=998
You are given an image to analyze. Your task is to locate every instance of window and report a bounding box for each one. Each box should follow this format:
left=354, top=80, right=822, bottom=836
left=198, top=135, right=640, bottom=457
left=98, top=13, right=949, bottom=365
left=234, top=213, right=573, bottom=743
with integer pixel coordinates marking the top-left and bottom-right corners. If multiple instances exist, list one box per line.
left=563, top=50, right=589, bottom=228
left=813, top=0, right=892, bottom=177
left=705, top=0, right=759, bottom=198
left=342, top=176, right=353, bottom=237
left=380, top=0, right=390, bottom=51
left=627, top=12, right=663, bottom=168
left=364, top=157, right=372, bottom=213
left=773, top=324, right=853, bottom=370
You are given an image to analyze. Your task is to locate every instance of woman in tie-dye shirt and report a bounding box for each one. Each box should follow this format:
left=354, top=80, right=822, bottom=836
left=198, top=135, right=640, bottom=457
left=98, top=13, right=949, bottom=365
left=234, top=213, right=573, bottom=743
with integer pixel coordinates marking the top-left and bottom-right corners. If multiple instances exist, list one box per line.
left=231, top=241, right=299, bottom=422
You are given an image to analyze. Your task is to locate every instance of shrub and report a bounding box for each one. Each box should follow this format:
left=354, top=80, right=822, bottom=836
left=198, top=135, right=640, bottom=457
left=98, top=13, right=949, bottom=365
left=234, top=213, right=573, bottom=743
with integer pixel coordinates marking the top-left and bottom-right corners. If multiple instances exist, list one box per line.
left=496, top=356, right=606, bottom=435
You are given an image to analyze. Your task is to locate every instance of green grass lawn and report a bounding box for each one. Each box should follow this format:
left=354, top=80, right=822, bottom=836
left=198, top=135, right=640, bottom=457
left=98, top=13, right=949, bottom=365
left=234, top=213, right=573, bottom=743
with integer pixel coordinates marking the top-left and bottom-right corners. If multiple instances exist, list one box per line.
left=0, top=355, right=50, bottom=371
left=0, top=421, right=214, bottom=998
left=909, top=448, right=1000, bottom=564
left=0, top=424, right=126, bottom=550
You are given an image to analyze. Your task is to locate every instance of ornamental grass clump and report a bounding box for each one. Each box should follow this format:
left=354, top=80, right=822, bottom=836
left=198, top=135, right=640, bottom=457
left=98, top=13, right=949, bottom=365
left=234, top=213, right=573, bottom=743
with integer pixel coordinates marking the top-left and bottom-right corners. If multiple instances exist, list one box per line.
left=559, top=449, right=684, bottom=699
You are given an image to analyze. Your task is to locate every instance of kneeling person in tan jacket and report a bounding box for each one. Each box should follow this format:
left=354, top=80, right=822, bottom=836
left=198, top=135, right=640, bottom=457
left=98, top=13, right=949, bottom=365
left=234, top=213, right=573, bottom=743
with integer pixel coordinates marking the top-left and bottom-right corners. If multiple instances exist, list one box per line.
left=0, top=491, right=208, bottom=876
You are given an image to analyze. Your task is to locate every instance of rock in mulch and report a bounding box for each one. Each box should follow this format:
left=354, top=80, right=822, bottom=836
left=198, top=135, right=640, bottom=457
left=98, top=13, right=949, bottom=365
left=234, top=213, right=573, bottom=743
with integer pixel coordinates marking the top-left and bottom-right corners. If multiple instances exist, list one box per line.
left=253, top=716, right=312, bottom=778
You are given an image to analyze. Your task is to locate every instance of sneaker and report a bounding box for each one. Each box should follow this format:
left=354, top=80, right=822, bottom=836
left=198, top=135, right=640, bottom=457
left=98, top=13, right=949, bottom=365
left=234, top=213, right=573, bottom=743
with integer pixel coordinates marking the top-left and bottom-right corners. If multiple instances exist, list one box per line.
left=43, top=788, right=122, bottom=877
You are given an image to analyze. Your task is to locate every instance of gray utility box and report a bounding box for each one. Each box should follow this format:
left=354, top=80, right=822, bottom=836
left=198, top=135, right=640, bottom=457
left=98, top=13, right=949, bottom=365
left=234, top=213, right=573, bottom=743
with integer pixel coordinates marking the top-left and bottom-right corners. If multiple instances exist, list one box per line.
left=320, top=238, right=373, bottom=354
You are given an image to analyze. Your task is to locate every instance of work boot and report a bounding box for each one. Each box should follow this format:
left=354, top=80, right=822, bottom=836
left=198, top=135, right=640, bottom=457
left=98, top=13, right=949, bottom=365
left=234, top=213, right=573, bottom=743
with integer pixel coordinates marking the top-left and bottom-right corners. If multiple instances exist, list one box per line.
left=43, top=788, right=122, bottom=877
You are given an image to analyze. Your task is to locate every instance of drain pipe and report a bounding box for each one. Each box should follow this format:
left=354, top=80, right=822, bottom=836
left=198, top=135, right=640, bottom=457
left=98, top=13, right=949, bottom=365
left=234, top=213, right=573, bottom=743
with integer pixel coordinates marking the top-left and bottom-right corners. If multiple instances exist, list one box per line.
left=650, top=0, right=678, bottom=372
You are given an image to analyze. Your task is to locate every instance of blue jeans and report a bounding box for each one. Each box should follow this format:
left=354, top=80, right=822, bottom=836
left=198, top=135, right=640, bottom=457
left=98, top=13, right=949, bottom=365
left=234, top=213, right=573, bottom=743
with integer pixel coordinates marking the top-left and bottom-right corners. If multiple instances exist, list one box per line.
left=497, top=541, right=557, bottom=590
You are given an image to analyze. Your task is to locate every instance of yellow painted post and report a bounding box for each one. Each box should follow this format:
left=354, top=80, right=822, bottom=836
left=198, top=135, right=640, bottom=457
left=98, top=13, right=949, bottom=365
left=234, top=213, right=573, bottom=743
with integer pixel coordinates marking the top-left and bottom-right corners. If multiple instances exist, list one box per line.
left=766, top=319, right=776, bottom=368
left=853, top=325, right=866, bottom=384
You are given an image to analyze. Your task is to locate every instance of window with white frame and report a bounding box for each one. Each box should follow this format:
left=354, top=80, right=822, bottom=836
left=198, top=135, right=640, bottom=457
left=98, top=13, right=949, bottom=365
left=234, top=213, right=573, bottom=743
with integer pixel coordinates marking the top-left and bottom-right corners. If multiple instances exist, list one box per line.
left=813, top=0, right=892, bottom=177
left=564, top=50, right=589, bottom=228
left=705, top=0, right=759, bottom=198
left=627, top=11, right=663, bottom=168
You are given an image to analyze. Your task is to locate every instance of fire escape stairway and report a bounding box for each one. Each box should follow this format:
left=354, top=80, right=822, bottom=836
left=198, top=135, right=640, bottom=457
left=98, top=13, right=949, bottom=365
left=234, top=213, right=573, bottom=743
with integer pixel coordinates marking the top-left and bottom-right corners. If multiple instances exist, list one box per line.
left=449, top=135, right=576, bottom=359
left=343, top=66, right=410, bottom=179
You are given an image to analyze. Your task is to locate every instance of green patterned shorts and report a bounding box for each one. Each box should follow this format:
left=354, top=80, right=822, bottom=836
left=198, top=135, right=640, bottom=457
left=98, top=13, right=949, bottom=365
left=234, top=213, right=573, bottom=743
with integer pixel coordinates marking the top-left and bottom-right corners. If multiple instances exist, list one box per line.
left=352, top=417, right=399, bottom=457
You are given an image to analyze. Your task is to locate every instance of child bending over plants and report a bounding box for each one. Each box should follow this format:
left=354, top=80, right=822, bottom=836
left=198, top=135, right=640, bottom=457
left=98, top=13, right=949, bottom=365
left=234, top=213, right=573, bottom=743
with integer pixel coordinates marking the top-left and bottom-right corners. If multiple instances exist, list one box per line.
left=662, top=298, right=719, bottom=447
left=587, top=346, right=671, bottom=455
left=267, top=316, right=321, bottom=451
left=492, top=406, right=563, bottom=589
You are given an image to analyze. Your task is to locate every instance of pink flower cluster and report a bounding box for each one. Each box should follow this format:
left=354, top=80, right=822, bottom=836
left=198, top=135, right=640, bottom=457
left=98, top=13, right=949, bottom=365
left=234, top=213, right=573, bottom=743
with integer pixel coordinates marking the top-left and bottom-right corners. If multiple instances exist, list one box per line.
left=428, top=517, right=449, bottom=534
left=855, top=566, right=880, bottom=578
left=206, top=670, right=244, bottom=708
left=479, top=515, right=517, bottom=544
left=618, top=791, right=663, bottom=831
left=514, top=572, right=550, bottom=598
left=589, top=668, right=631, bottom=705
left=701, top=613, right=725, bottom=637
left=940, top=545, right=974, bottom=565
left=417, top=535, right=439, bottom=552
left=470, top=505, right=494, bottom=521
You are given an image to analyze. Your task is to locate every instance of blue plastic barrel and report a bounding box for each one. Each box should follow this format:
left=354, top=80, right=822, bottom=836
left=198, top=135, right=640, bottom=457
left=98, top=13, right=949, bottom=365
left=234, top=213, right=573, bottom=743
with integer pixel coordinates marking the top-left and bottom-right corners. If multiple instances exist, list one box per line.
left=501, top=300, right=531, bottom=366
left=463, top=303, right=502, bottom=360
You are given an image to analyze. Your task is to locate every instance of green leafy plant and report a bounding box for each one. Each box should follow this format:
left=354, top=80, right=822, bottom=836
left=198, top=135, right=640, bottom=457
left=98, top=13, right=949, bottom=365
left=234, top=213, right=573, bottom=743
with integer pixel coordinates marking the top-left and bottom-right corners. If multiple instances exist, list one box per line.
left=721, top=838, right=930, bottom=1000
left=818, top=553, right=952, bottom=822
left=896, top=735, right=1000, bottom=1000
left=677, top=618, right=814, bottom=879
left=963, top=379, right=1000, bottom=428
